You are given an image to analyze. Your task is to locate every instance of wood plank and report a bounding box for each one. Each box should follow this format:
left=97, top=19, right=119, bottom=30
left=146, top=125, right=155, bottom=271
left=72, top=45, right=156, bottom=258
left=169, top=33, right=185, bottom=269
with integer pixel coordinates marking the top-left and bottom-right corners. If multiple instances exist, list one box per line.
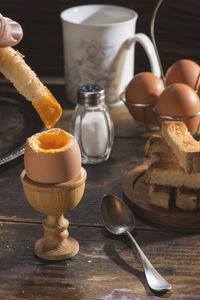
left=123, top=163, right=200, bottom=232
left=0, top=83, right=151, bottom=229
left=0, top=222, right=200, bottom=298
left=0, top=137, right=146, bottom=227
left=0, top=0, right=199, bottom=77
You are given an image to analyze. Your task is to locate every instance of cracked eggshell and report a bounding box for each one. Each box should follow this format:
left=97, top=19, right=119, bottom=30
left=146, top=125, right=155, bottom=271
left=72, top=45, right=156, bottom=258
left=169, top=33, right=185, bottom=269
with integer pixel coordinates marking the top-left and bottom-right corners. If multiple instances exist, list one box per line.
left=24, top=128, right=82, bottom=184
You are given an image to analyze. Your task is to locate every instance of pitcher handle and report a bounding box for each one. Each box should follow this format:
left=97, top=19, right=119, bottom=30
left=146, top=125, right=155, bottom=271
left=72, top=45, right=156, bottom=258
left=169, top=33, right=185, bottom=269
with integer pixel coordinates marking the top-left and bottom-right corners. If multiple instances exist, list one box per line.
left=126, top=33, right=161, bottom=78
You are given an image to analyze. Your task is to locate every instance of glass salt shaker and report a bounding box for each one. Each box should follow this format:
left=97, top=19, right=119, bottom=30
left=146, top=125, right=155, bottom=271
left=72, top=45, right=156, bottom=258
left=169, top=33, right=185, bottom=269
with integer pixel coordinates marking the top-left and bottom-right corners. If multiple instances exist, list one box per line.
left=70, top=84, right=114, bottom=164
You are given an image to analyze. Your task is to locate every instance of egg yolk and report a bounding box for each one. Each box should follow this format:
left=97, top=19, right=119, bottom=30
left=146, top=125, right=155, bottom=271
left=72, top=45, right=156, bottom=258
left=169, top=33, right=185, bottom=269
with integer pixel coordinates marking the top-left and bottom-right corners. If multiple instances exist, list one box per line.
left=28, top=129, right=72, bottom=153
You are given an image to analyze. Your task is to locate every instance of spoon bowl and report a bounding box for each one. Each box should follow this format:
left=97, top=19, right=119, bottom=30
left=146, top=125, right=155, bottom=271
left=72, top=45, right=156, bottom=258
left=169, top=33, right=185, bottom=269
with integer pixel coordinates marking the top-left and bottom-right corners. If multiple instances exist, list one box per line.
left=100, top=194, right=172, bottom=294
left=101, top=193, right=135, bottom=235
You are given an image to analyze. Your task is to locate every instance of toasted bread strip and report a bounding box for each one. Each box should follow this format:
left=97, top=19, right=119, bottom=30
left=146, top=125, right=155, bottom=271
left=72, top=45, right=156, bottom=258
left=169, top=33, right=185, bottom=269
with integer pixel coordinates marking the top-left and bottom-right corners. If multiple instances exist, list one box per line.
left=145, top=161, right=200, bottom=189
left=148, top=185, right=171, bottom=209
left=144, top=134, right=168, bottom=157
left=161, top=121, right=200, bottom=174
left=176, top=187, right=199, bottom=211
left=144, top=129, right=200, bottom=188
left=149, top=184, right=199, bottom=211
left=145, top=134, right=177, bottom=165
left=0, top=47, right=62, bottom=128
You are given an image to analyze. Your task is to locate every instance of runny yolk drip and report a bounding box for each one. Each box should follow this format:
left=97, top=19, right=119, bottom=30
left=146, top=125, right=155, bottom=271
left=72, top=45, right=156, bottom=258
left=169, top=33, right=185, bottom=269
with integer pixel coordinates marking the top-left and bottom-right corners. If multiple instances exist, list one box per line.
left=28, top=129, right=72, bottom=153
left=32, top=88, right=62, bottom=129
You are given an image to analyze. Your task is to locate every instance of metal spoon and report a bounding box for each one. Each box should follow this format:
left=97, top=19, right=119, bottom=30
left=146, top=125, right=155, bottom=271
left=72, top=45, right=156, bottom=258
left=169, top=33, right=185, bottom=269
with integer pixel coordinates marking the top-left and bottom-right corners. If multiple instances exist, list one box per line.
left=100, top=194, right=172, bottom=293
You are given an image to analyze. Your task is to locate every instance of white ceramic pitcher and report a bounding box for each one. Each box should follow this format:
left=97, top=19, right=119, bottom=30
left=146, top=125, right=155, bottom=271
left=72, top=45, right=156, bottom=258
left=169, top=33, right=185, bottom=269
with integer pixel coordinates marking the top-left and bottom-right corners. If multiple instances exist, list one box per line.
left=61, top=4, right=160, bottom=105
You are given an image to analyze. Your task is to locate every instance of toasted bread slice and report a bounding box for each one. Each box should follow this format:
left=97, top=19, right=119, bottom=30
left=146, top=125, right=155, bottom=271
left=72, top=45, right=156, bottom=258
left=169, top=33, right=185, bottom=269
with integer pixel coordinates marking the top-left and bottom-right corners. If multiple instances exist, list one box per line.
left=145, top=134, right=177, bottom=165
left=148, top=185, right=171, bottom=209
left=176, top=187, right=199, bottom=211
left=161, top=121, right=200, bottom=174
left=145, top=159, right=200, bottom=189
left=144, top=134, right=168, bottom=157
left=0, top=47, right=62, bottom=128
left=149, top=184, right=199, bottom=211
left=145, top=128, right=200, bottom=188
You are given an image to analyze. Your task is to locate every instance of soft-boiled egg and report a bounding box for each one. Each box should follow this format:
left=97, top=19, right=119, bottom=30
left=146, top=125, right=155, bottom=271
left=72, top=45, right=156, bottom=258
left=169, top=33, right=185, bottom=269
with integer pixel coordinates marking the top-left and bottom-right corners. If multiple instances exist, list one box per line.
left=24, top=128, right=81, bottom=184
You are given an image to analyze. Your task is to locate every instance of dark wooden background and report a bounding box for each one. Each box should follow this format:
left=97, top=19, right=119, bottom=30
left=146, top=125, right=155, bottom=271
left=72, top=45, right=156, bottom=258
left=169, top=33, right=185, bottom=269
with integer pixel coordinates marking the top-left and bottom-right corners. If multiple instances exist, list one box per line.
left=1, top=0, right=200, bottom=78
left=1, top=1, right=200, bottom=298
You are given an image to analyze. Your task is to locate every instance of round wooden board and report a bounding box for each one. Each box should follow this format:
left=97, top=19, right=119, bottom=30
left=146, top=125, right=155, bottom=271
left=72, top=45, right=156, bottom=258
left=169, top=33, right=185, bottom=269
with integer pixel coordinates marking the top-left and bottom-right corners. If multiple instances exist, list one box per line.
left=122, top=163, right=200, bottom=232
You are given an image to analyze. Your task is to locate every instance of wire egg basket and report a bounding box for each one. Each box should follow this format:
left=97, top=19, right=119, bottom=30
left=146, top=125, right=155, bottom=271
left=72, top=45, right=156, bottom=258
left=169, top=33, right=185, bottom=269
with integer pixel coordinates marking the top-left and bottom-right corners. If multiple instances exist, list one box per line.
left=120, top=91, right=200, bottom=136
left=120, top=92, right=159, bottom=131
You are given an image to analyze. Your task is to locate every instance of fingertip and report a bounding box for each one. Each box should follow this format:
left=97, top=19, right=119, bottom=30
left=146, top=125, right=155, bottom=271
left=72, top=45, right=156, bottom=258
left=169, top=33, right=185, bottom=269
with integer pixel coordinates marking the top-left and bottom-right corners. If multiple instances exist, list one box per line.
left=10, top=21, right=23, bottom=46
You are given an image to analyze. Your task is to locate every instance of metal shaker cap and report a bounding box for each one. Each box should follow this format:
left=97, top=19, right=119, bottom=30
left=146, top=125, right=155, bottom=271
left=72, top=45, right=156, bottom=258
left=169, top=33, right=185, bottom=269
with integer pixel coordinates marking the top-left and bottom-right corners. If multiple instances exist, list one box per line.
left=77, top=84, right=105, bottom=106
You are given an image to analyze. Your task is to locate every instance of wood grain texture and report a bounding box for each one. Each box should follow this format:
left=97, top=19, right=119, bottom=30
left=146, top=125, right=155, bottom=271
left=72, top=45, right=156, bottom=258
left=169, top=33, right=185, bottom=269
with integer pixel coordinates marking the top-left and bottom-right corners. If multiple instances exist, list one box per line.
left=1, top=82, right=200, bottom=297
left=0, top=137, right=146, bottom=227
left=0, top=85, right=147, bottom=227
left=20, top=168, right=86, bottom=260
left=0, top=1, right=200, bottom=296
left=1, top=0, right=199, bottom=79
left=123, top=163, right=200, bottom=232
left=1, top=222, right=200, bottom=299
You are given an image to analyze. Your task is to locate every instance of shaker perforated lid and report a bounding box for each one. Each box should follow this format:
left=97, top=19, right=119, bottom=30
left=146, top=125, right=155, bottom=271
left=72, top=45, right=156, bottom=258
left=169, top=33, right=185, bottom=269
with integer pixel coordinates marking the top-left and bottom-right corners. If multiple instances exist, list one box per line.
left=77, top=84, right=105, bottom=106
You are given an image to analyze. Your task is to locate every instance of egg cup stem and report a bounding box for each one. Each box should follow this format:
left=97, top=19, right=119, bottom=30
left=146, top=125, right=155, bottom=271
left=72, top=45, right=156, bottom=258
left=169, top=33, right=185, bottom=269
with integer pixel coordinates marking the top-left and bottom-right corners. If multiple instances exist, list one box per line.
left=34, top=214, right=79, bottom=261
left=20, top=168, right=87, bottom=261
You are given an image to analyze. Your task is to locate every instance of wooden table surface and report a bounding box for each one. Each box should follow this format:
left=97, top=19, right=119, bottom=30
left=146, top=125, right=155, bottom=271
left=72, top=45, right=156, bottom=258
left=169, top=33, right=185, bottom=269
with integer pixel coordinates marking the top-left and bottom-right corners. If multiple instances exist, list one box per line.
left=1, top=83, right=200, bottom=300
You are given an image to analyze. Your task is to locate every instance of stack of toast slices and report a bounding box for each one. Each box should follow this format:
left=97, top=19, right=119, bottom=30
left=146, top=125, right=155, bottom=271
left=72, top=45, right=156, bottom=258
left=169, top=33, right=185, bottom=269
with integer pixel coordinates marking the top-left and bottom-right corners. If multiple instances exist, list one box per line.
left=144, top=121, right=200, bottom=211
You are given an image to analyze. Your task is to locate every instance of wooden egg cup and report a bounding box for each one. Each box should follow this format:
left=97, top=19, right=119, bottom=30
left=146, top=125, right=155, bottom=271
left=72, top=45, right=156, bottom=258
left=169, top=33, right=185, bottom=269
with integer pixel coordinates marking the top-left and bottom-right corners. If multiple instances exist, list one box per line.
left=20, top=167, right=87, bottom=261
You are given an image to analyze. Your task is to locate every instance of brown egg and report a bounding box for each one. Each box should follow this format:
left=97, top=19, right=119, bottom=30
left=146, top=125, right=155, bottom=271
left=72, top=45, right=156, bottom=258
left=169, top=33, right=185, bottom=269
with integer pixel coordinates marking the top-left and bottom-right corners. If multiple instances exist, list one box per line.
left=166, top=59, right=200, bottom=89
left=24, top=128, right=82, bottom=184
left=125, top=72, right=164, bottom=124
left=155, top=83, right=200, bottom=135
left=198, top=86, right=200, bottom=98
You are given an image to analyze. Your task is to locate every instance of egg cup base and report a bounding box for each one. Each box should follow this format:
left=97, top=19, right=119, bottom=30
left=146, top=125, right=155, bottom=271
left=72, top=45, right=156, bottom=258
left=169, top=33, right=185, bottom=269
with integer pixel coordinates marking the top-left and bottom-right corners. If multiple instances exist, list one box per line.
left=20, top=167, right=87, bottom=261
left=34, top=236, right=79, bottom=261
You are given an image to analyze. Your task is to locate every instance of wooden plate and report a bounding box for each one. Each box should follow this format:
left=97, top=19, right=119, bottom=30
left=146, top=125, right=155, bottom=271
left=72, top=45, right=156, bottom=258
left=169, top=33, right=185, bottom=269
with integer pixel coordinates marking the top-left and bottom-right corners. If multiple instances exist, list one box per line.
left=122, top=163, right=200, bottom=232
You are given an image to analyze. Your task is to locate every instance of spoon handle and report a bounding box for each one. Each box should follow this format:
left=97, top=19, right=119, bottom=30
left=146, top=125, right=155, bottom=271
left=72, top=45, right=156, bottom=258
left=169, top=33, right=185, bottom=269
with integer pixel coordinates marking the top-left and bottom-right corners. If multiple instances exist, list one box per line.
left=126, top=231, right=172, bottom=293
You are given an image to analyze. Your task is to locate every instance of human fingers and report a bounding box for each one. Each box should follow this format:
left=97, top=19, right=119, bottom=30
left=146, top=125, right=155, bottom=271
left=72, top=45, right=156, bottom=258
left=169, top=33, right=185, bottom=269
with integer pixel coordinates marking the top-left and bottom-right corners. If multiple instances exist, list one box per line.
left=0, top=14, right=23, bottom=47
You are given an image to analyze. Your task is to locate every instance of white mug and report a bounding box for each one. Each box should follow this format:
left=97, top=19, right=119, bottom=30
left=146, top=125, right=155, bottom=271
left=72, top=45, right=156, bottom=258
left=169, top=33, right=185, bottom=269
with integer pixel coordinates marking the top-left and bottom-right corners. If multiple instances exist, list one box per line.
left=60, top=5, right=160, bottom=105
